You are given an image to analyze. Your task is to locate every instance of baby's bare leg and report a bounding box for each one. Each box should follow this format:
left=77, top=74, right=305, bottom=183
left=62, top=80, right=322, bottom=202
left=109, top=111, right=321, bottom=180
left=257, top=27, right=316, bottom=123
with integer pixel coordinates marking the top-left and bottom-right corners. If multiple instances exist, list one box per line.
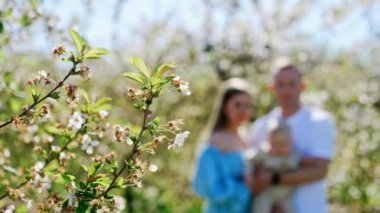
left=252, top=191, right=273, bottom=213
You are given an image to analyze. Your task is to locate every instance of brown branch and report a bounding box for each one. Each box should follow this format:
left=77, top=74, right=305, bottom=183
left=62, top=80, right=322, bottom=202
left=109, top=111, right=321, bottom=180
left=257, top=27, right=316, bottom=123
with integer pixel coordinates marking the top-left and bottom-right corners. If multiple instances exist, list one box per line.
left=0, top=61, right=78, bottom=130
left=0, top=129, right=81, bottom=200
left=102, top=108, right=150, bottom=196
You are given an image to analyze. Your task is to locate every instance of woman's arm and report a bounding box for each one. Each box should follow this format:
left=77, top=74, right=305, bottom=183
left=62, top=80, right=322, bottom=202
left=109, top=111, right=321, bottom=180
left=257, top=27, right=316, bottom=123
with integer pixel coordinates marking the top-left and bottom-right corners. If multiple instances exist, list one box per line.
left=192, top=149, right=250, bottom=203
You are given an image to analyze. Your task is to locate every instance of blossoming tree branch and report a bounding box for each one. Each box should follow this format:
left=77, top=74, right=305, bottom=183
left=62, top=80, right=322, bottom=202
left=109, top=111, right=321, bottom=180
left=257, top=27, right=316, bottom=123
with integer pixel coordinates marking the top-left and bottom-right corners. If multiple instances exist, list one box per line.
left=0, top=29, right=190, bottom=212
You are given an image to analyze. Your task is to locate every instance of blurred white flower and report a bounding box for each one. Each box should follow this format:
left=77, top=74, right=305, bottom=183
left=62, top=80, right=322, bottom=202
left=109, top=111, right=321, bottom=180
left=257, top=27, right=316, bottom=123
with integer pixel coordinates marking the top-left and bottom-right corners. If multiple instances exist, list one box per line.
left=113, top=196, right=126, bottom=211
left=126, top=137, right=133, bottom=145
left=38, top=70, right=48, bottom=78
left=67, top=111, right=85, bottom=131
left=113, top=125, right=133, bottom=145
left=168, top=131, right=190, bottom=149
left=172, top=76, right=191, bottom=95
left=81, top=134, right=99, bottom=155
left=4, top=204, right=15, bottom=213
left=27, top=125, right=39, bottom=133
left=67, top=182, right=78, bottom=207
left=149, top=164, right=158, bottom=172
left=51, top=145, right=61, bottom=152
left=179, top=81, right=191, bottom=95
left=67, top=193, right=78, bottom=207
left=25, top=199, right=33, bottom=209
left=137, top=180, right=143, bottom=188
left=59, top=152, right=69, bottom=161
left=34, top=161, right=45, bottom=172
left=3, top=148, right=10, bottom=158
left=98, top=110, right=109, bottom=119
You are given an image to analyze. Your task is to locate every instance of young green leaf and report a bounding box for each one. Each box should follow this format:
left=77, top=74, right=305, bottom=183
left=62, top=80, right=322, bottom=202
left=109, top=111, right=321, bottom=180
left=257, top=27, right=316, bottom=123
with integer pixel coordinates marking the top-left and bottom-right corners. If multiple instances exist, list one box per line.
left=83, top=48, right=109, bottom=59
left=154, top=62, right=177, bottom=76
left=19, top=14, right=31, bottom=27
left=95, top=97, right=112, bottom=109
left=79, top=89, right=91, bottom=104
left=69, top=29, right=86, bottom=55
left=94, top=176, right=112, bottom=187
left=4, top=72, right=12, bottom=85
left=128, top=57, right=149, bottom=77
left=50, top=91, right=60, bottom=100
left=61, top=172, right=76, bottom=181
left=123, top=72, right=146, bottom=84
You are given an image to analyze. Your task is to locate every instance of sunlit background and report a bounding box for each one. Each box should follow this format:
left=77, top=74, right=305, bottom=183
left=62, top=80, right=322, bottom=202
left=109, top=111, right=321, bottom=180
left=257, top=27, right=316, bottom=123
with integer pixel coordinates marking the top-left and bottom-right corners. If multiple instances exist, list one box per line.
left=0, top=0, right=379, bottom=212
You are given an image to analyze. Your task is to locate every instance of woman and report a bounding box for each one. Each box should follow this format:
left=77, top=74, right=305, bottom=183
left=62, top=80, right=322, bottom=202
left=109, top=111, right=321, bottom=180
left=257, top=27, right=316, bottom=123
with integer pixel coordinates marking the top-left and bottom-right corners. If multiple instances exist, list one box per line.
left=192, top=78, right=256, bottom=213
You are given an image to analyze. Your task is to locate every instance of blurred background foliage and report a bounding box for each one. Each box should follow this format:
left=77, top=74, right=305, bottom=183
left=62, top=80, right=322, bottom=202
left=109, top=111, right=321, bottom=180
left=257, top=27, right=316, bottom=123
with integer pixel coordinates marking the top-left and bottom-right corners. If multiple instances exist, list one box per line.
left=0, top=0, right=379, bottom=212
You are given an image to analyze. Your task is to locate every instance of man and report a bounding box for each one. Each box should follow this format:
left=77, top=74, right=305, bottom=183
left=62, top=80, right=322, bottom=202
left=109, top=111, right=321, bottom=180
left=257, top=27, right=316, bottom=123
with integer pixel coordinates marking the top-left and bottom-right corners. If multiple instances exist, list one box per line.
left=248, top=64, right=336, bottom=213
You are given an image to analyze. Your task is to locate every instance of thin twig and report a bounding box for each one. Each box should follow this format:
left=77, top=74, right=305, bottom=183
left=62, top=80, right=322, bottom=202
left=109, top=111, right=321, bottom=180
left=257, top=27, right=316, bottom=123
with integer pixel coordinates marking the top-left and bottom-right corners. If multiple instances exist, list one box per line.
left=102, top=108, right=150, bottom=196
left=0, top=61, right=78, bottom=129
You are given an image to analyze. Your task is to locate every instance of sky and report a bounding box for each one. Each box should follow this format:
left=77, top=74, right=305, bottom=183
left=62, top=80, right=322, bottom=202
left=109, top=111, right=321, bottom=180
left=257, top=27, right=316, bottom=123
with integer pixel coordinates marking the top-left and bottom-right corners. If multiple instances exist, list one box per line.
left=18, top=0, right=380, bottom=55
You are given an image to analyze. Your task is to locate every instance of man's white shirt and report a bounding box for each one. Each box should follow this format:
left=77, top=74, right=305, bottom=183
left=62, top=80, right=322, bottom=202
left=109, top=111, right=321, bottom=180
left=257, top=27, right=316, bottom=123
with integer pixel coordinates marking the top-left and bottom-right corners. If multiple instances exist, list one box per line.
left=248, top=106, right=336, bottom=213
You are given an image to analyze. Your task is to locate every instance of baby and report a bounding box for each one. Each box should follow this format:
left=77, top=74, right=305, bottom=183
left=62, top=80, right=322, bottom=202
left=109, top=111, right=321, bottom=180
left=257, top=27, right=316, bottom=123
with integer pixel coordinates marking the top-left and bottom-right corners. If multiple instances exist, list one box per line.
left=248, top=120, right=301, bottom=213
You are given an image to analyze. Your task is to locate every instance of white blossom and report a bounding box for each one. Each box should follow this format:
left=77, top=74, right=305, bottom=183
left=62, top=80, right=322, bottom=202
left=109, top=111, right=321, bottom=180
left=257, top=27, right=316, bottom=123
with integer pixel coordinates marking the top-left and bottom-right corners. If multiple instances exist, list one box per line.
left=4, top=204, right=15, bottom=213
left=38, top=70, right=48, bottom=78
left=67, top=111, right=85, bottom=131
left=67, top=182, right=78, bottom=207
left=34, top=161, right=45, bottom=172
left=33, top=136, right=40, bottom=144
left=149, top=164, right=158, bottom=172
left=25, top=199, right=33, bottom=209
left=98, top=110, right=109, bottom=119
left=113, top=196, right=126, bottom=211
left=3, top=148, right=10, bottom=158
left=67, top=193, right=78, bottom=207
left=126, top=137, right=133, bottom=145
left=51, top=145, right=61, bottom=152
left=81, top=134, right=99, bottom=155
left=172, top=76, right=191, bottom=96
left=179, top=81, right=191, bottom=95
left=137, top=180, right=143, bottom=188
left=59, top=152, right=69, bottom=161
left=113, top=125, right=133, bottom=145
left=168, top=131, right=190, bottom=150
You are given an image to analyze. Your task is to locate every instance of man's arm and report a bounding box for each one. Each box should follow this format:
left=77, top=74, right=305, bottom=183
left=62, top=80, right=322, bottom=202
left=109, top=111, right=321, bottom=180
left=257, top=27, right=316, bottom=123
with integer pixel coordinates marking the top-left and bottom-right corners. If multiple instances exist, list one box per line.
left=280, top=158, right=330, bottom=186
left=250, top=157, right=330, bottom=190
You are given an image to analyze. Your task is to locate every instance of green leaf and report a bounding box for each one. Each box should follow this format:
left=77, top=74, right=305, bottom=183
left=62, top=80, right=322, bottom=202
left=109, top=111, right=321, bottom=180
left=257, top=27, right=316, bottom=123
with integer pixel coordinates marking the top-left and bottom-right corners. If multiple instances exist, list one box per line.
left=152, top=117, right=160, bottom=124
left=94, top=176, right=112, bottom=187
left=79, top=89, right=91, bottom=104
left=154, top=62, right=177, bottom=76
left=128, top=57, right=149, bottom=77
left=0, top=21, right=3, bottom=34
left=69, top=29, right=86, bottom=55
left=31, top=88, right=40, bottom=102
left=5, top=8, right=13, bottom=17
left=88, top=162, right=103, bottom=176
left=4, top=72, right=12, bottom=85
left=123, top=72, right=146, bottom=84
left=45, top=126, right=60, bottom=135
left=31, top=0, right=39, bottom=10
left=81, top=165, right=88, bottom=172
left=9, top=99, right=21, bottom=113
left=76, top=202, right=90, bottom=213
left=95, top=97, right=112, bottom=109
left=50, top=91, right=60, bottom=100
left=83, top=48, right=109, bottom=59
left=61, top=172, right=76, bottom=181
left=20, top=14, right=31, bottom=27
left=114, top=177, right=126, bottom=188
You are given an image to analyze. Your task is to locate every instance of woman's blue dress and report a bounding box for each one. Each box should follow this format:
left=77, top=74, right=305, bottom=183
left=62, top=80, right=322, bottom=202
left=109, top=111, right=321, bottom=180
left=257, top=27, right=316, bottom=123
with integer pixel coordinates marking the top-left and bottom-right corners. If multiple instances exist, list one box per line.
left=192, top=145, right=251, bottom=213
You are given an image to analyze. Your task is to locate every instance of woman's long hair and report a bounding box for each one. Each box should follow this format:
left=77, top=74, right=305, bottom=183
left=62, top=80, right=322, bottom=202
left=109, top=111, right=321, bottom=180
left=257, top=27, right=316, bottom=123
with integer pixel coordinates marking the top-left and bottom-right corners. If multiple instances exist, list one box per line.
left=190, top=78, right=254, bottom=180
left=202, top=78, right=254, bottom=143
